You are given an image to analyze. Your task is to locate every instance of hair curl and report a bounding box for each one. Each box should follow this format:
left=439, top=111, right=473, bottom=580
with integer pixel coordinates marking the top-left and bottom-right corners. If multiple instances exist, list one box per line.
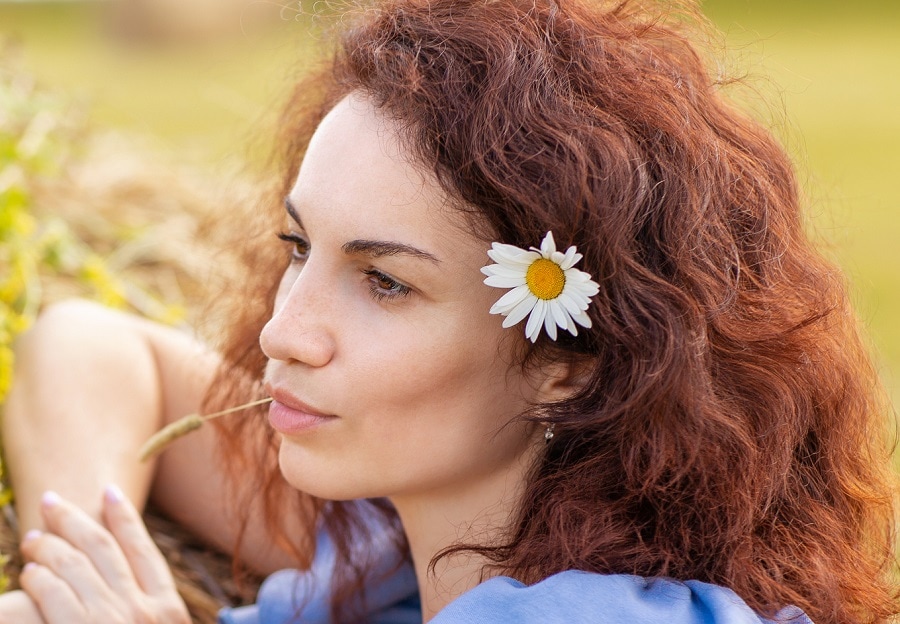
left=207, top=1, right=899, bottom=622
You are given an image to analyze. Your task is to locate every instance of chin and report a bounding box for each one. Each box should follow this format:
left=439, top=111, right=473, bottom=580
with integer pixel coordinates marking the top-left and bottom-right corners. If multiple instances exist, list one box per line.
left=277, top=441, right=377, bottom=501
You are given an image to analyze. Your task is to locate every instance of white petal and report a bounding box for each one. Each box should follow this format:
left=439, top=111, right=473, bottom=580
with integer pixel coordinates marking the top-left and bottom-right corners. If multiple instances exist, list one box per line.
left=484, top=275, right=526, bottom=288
left=543, top=310, right=558, bottom=340
left=490, top=284, right=531, bottom=314
left=564, top=267, right=592, bottom=282
left=549, top=299, right=570, bottom=329
left=503, top=293, right=538, bottom=327
left=559, top=247, right=582, bottom=270
left=550, top=250, right=566, bottom=265
left=481, top=264, right=528, bottom=279
left=491, top=242, right=527, bottom=255
left=525, top=299, right=547, bottom=341
left=539, top=231, right=556, bottom=257
left=564, top=311, right=579, bottom=336
left=488, top=246, right=540, bottom=266
left=527, top=318, right=543, bottom=342
left=560, top=285, right=591, bottom=308
left=557, top=290, right=589, bottom=315
left=572, top=309, right=592, bottom=329
left=563, top=272, right=596, bottom=290
left=564, top=274, right=600, bottom=297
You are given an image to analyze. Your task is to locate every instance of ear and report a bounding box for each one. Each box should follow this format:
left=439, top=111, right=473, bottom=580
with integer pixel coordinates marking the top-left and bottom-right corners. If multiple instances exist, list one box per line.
left=533, top=357, right=592, bottom=404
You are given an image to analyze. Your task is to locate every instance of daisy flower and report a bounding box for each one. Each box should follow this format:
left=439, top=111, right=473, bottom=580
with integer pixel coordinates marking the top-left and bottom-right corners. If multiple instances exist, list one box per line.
left=481, top=231, right=600, bottom=342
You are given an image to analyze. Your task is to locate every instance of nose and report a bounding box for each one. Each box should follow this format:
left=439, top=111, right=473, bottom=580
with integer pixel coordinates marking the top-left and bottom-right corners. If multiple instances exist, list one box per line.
left=259, top=267, right=336, bottom=368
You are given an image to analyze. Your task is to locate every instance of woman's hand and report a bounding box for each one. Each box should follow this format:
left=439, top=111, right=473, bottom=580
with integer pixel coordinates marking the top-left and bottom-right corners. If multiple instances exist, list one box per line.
left=17, top=486, right=190, bottom=624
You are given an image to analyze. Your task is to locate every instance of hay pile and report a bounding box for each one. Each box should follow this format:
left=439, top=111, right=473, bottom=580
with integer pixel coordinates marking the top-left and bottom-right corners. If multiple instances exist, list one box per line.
left=27, top=130, right=250, bottom=333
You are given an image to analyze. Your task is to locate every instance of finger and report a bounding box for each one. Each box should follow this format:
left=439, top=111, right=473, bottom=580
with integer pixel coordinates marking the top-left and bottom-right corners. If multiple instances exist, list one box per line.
left=19, top=529, right=121, bottom=609
left=38, top=491, right=139, bottom=594
left=102, top=484, right=178, bottom=596
left=0, top=589, right=46, bottom=624
left=18, top=562, right=88, bottom=623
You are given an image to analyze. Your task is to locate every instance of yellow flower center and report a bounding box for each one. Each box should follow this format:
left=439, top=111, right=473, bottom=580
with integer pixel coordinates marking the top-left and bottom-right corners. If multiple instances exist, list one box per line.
left=525, top=258, right=566, bottom=300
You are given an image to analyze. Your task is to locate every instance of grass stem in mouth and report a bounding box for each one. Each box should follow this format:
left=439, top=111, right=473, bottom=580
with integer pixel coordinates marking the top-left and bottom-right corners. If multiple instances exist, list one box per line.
left=138, top=397, right=273, bottom=461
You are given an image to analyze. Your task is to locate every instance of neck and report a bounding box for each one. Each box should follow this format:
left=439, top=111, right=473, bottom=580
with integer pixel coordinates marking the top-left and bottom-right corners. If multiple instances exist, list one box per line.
left=390, top=458, right=534, bottom=622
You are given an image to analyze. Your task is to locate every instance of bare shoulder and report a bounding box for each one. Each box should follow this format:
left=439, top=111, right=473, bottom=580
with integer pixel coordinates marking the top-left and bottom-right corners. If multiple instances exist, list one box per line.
left=11, top=299, right=302, bottom=575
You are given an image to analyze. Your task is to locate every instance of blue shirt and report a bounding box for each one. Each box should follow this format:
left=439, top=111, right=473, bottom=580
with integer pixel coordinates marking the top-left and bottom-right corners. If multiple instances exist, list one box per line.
left=218, top=526, right=812, bottom=624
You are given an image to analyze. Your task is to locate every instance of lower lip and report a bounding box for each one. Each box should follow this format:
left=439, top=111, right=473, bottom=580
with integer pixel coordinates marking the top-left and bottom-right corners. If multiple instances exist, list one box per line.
left=267, top=400, right=334, bottom=434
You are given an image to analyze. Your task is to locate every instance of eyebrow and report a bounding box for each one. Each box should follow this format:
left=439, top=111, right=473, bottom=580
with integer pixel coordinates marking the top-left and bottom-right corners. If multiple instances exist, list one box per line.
left=342, top=239, right=441, bottom=264
left=284, top=196, right=304, bottom=226
left=284, top=196, right=441, bottom=264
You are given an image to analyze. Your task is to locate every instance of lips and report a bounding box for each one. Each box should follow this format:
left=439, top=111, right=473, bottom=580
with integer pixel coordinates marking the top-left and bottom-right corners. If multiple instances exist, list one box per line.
left=265, top=384, right=336, bottom=435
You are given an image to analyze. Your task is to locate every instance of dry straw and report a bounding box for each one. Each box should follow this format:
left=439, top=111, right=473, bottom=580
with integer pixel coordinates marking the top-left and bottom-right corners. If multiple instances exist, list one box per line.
left=139, top=397, right=272, bottom=461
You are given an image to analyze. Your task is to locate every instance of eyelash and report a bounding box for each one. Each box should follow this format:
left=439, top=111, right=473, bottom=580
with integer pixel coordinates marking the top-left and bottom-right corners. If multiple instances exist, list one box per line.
left=277, top=231, right=310, bottom=262
left=276, top=232, right=412, bottom=301
left=362, top=268, right=412, bottom=301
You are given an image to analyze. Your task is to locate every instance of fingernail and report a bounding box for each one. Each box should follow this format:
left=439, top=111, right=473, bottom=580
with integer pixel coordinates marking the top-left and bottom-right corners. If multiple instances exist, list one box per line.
left=22, top=529, right=41, bottom=542
left=23, top=562, right=36, bottom=573
left=41, top=490, right=61, bottom=508
left=104, top=484, right=125, bottom=504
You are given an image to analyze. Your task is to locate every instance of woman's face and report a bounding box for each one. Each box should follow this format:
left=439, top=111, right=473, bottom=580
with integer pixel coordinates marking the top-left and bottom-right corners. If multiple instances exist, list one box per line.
left=260, top=95, right=548, bottom=503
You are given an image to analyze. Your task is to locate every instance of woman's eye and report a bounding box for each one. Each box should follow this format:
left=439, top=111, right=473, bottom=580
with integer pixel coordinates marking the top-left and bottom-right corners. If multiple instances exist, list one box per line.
left=277, top=232, right=310, bottom=262
left=363, top=269, right=412, bottom=301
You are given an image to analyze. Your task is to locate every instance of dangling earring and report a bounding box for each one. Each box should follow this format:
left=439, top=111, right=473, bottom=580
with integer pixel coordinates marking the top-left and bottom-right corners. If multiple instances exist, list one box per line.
left=544, top=423, right=555, bottom=443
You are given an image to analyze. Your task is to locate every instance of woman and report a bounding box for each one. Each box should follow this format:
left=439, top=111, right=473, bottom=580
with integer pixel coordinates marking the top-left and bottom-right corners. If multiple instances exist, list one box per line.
left=1, top=0, right=897, bottom=622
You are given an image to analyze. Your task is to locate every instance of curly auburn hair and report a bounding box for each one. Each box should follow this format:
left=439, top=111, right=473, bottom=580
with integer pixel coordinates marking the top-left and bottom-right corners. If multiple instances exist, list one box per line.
left=207, top=0, right=899, bottom=622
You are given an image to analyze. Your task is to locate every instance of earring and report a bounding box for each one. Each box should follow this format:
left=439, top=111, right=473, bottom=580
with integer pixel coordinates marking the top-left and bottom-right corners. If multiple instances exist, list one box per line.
left=544, top=423, right=555, bottom=443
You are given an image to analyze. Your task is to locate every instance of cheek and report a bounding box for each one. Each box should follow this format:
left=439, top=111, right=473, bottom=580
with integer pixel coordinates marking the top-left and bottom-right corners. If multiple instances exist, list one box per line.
left=350, top=315, right=527, bottom=432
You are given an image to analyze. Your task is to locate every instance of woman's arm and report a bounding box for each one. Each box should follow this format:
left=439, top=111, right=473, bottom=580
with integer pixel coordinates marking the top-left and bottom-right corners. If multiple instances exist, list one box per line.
left=3, top=299, right=178, bottom=532
left=2, top=299, right=301, bottom=575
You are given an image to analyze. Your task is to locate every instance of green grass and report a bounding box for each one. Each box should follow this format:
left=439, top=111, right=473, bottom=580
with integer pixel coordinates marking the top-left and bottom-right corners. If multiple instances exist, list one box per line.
left=704, top=1, right=900, bottom=408
left=2, top=1, right=899, bottom=408
left=0, top=3, right=321, bottom=164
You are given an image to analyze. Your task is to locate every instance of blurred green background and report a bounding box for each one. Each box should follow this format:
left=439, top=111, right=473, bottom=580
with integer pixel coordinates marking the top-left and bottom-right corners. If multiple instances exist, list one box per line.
left=1, top=0, right=898, bottom=408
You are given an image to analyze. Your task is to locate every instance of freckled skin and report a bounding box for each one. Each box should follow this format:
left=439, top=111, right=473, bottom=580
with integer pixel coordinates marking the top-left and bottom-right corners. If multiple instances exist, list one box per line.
left=260, top=94, right=546, bottom=503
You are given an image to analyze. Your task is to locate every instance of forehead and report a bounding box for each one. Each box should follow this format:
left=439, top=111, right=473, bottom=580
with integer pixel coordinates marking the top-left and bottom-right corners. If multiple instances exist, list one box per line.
left=289, top=94, right=455, bottom=240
